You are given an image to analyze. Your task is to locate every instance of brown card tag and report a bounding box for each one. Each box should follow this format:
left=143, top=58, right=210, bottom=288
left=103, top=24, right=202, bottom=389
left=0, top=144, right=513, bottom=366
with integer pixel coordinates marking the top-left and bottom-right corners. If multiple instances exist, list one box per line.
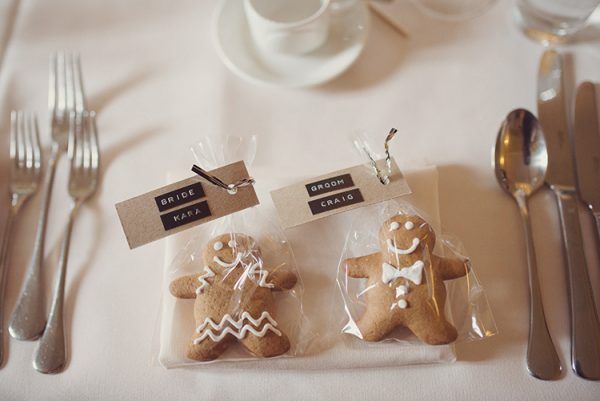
left=115, top=161, right=258, bottom=249
left=270, top=158, right=410, bottom=228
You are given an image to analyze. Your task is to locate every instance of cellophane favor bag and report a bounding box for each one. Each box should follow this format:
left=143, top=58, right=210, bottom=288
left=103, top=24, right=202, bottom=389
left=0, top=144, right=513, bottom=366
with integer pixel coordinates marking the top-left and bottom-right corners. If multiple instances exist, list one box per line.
left=160, top=136, right=310, bottom=366
left=337, top=198, right=496, bottom=351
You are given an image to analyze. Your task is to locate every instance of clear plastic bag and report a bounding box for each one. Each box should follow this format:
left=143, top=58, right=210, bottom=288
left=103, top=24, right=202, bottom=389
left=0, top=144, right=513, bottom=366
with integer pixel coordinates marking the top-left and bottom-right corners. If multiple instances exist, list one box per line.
left=162, top=136, right=309, bottom=365
left=337, top=198, right=497, bottom=348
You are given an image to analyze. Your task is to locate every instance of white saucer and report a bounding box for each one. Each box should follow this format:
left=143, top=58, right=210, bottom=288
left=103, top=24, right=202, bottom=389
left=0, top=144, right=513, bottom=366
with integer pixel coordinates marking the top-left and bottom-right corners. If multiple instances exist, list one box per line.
left=212, top=0, right=370, bottom=88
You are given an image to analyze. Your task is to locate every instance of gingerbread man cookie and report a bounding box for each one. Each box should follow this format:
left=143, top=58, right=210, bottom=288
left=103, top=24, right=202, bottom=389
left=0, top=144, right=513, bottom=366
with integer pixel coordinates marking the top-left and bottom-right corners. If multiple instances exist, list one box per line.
left=170, top=233, right=297, bottom=361
left=344, top=213, right=468, bottom=345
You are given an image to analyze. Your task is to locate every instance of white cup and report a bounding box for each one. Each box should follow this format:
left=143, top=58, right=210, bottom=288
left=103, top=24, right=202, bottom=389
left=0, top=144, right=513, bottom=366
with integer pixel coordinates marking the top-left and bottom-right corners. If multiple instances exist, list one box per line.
left=244, top=0, right=331, bottom=55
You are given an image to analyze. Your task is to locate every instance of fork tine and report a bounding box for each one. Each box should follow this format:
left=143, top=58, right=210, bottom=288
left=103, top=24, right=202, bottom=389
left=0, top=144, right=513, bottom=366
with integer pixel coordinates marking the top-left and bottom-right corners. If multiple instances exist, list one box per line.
left=23, top=112, right=33, bottom=169
left=81, top=113, right=90, bottom=174
left=48, top=54, right=57, bottom=114
left=32, top=113, right=42, bottom=174
left=69, top=113, right=84, bottom=177
left=10, top=111, right=17, bottom=170
left=17, top=111, right=26, bottom=170
left=88, top=112, right=99, bottom=173
left=57, top=52, right=67, bottom=116
left=72, top=54, right=86, bottom=113
left=67, top=112, right=76, bottom=164
left=65, top=53, right=75, bottom=113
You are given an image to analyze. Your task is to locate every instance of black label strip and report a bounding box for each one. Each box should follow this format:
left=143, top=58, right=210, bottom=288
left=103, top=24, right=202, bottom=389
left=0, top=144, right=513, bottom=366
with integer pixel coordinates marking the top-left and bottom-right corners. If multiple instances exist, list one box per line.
left=305, top=173, right=354, bottom=197
left=308, top=188, right=364, bottom=215
left=160, top=200, right=211, bottom=230
left=154, top=182, right=205, bottom=212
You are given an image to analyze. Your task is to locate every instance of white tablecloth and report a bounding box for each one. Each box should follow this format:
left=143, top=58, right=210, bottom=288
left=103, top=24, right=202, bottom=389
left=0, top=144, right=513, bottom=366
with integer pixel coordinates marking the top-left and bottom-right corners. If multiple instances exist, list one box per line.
left=0, top=0, right=599, bottom=400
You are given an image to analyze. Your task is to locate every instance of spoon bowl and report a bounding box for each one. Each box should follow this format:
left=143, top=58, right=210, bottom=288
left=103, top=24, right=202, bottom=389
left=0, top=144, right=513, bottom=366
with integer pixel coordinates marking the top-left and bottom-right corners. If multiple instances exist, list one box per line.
left=494, top=108, right=548, bottom=198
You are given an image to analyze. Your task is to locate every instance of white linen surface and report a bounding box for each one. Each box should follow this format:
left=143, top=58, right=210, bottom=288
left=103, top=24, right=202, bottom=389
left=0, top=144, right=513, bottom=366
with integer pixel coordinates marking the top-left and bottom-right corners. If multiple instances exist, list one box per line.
left=159, top=167, right=458, bottom=369
left=0, top=0, right=600, bottom=400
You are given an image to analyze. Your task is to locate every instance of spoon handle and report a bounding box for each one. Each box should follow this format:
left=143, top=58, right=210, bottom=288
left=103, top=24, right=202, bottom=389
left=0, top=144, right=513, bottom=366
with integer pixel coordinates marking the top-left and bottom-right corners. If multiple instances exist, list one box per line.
left=516, top=193, right=563, bottom=380
left=554, top=189, right=600, bottom=380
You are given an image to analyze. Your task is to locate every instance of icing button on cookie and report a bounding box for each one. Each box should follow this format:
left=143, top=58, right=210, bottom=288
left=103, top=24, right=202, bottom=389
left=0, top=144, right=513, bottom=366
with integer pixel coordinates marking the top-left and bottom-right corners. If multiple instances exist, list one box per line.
left=395, top=285, right=408, bottom=297
left=397, top=299, right=408, bottom=309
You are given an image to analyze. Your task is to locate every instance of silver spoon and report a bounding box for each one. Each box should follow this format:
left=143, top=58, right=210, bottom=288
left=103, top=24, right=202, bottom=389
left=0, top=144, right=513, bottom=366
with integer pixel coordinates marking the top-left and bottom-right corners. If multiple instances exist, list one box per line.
left=493, top=108, right=562, bottom=380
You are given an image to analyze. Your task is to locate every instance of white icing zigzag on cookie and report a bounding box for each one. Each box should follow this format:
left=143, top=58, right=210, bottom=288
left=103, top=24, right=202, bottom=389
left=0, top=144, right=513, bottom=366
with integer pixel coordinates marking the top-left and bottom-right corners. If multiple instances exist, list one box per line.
left=193, top=311, right=282, bottom=344
left=247, top=262, right=274, bottom=288
left=195, top=266, right=215, bottom=295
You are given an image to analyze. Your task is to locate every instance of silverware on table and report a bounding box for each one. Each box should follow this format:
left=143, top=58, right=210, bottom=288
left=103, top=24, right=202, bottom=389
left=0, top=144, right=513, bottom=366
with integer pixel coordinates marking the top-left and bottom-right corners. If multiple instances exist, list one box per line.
left=33, top=111, right=99, bottom=374
left=494, top=109, right=563, bottom=381
left=537, top=49, right=600, bottom=380
left=9, top=52, right=86, bottom=341
left=574, top=82, right=600, bottom=243
left=0, top=112, right=42, bottom=366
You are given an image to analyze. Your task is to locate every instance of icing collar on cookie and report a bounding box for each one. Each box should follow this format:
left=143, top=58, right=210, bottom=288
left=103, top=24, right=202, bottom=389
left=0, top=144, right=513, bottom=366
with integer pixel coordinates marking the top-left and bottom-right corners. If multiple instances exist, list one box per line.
left=387, top=238, right=420, bottom=255
left=213, top=252, right=243, bottom=268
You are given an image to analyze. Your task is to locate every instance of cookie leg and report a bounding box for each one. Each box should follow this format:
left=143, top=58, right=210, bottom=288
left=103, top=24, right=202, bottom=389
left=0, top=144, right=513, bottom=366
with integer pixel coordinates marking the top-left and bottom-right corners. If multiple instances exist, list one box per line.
left=405, top=306, right=458, bottom=345
left=356, top=308, right=396, bottom=342
left=187, top=334, right=233, bottom=361
left=240, top=330, right=290, bottom=358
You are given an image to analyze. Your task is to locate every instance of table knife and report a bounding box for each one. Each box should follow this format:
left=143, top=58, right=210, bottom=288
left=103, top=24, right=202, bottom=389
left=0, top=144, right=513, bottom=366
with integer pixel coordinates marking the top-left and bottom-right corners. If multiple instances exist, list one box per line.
left=537, top=50, right=600, bottom=380
left=574, top=82, right=600, bottom=240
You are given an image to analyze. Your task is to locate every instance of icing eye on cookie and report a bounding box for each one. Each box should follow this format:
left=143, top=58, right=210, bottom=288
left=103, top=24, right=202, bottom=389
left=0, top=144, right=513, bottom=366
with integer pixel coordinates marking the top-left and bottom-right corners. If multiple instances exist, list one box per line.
left=228, top=240, right=237, bottom=248
left=213, top=241, right=223, bottom=251
left=389, top=222, right=400, bottom=231
left=404, top=221, right=414, bottom=230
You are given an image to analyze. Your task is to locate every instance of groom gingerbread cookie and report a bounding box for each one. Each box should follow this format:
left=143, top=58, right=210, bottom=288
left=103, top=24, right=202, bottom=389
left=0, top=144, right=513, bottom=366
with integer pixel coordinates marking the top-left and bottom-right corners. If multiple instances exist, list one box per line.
left=344, top=213, right=468, bottom=344
left=169, top=233, right=296, bottom=361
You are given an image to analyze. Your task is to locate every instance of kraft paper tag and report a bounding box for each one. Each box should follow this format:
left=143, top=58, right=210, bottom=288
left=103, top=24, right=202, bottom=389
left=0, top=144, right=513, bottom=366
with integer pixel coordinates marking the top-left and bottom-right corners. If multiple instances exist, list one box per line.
left=115, top=161, right=258, bottom=249
left=270, top=158, right=410, bottom=229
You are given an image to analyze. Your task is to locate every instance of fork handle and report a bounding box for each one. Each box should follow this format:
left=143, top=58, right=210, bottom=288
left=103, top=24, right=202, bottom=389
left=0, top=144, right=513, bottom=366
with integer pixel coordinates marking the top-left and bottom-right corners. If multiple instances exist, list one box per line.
left=33, top=202, right=78, bottom=374
left=9, top=147, right=60, bottom=341
left=0, top=207, right=15, bottom=366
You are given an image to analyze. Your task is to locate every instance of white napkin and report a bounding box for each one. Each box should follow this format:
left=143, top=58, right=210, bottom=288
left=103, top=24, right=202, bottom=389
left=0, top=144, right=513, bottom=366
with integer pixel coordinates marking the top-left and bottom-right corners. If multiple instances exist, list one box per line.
left=158, top=166, right=456, bottom=369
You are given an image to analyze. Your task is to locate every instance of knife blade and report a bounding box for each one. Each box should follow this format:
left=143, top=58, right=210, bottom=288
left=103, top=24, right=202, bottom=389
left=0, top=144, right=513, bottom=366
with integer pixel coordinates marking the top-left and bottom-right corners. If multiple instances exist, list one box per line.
left=538, top=50, right=575, bottom=188
left=574, top=82, right=600, bottom=214
left=537, top=49, right=600, bottom=380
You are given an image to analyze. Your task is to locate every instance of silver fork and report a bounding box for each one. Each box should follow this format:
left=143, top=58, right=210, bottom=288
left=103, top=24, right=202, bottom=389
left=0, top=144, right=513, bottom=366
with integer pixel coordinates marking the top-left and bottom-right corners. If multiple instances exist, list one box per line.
left=0, top=112, right=42, bottom=366
left=33, top=111, right=99, bottom=374
left=10, top=53, right=86, bottom=341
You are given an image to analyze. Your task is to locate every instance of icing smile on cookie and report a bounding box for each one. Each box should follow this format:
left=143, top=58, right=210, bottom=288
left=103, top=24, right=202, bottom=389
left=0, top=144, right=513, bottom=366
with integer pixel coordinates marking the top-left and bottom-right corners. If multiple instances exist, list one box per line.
left=213, top=252, right=243, bottom=268
left=387, top=238, right=420, bottom=255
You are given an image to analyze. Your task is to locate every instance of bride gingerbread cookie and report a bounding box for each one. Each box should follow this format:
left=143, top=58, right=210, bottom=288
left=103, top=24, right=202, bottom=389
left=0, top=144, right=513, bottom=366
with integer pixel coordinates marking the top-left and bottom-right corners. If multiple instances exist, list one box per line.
left=170, top=233, right=296, bottom=361
left=344, top=213, right=468, bottom=345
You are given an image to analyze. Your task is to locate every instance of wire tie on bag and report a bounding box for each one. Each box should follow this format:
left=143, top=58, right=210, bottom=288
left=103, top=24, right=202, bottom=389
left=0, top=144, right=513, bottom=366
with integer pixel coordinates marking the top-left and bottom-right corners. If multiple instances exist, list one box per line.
left=361, top=128, right=397, bottom=185
left=191, top=164, right=255, bottom=195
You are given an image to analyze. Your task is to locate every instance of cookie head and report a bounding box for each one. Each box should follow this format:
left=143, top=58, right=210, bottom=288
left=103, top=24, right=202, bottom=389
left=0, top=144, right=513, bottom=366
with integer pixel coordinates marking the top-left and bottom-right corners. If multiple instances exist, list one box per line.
left=204, top=233, right=260, bottom=270
left=380, top=214, right=436, bottom=257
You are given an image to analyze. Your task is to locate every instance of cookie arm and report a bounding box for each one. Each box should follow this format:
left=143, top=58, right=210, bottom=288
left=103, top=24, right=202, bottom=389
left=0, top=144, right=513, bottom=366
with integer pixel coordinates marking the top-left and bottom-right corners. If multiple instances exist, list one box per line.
left=344, top=252, right=381, bottom=278
left=169, top=274, right=200, bottom=299
left=432, top=255, right=469, bottom=280
left=267, top=269, right=297, bottom=291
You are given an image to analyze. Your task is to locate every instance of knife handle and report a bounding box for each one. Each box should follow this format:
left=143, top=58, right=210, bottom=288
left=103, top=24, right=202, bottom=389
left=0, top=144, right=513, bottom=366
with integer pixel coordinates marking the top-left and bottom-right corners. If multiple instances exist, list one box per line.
left=555, top=189, right=600, bottom=380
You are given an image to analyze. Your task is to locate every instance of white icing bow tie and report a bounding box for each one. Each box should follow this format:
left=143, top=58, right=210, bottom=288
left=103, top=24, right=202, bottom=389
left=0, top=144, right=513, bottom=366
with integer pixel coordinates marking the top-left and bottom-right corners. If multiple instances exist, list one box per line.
left=381, top=261, right=424, bottom=285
